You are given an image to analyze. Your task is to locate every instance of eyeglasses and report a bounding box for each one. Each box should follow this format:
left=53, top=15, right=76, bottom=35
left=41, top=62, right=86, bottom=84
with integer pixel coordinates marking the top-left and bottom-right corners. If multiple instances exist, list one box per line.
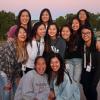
left=82, top=32, right=91, bottom=35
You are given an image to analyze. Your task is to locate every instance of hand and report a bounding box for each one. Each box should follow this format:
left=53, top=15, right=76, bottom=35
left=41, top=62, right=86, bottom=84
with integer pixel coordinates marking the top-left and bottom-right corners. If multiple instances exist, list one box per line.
left=4, top=82, right=12, bottom=91
left=15, top=77, right=21, bottom=86
left=33, top=98, right=38, bottom=100
left=48, top=90, right=55, bottom=100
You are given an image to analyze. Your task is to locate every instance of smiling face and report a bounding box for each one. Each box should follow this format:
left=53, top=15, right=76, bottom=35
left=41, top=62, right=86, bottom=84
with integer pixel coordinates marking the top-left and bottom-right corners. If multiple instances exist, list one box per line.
left=36, top=24, right=46, bottom=38
left=50, top=57, right=60, bottom=72
left=41, top=11, right=50, bottom=23
left=61, top=27, right=71, bottom=40
left=72, top=19, right=80, bottom=31
left=79, top=10, right=87, bottom=22
left=82, top=28, right=92, bottom=42
left=20, top=11, right=30, bottom=26
left=17, top=28, right=27, bottom=42
left=48, top=25, right=57, bottom=38
left=35, top=58, right=46, bottom=75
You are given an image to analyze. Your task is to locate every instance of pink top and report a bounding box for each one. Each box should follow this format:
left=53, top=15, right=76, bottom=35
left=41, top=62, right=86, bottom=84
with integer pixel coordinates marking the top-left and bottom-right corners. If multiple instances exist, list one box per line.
left=7, top=25, right=17, bottom=38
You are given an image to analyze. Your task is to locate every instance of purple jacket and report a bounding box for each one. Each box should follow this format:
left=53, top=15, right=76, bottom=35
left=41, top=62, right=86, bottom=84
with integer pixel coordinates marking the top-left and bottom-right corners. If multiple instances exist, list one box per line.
left=7, top=25, right=17, bottom=38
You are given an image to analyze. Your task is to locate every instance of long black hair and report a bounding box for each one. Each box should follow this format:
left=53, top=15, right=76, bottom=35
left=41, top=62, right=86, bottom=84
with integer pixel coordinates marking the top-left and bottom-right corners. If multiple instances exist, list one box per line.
left=68, top=17, right=81, bottom=52
left=44, top=22, right=59, bottom=52
left=77, top=9, right=90, bottom=27
left=29, top=22, right=45, bottom=46
left=60, top=24, right=72, bottom=40
left=47, top=53, right=65, bottom=86
left=17, top=9, right=32, bottom=38
left=39, top=8, right=53, bottom=25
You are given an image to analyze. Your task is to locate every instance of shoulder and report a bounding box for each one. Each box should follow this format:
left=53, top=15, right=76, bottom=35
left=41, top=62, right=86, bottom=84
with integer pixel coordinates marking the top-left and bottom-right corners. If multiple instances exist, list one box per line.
left=7, top=25, right=17, bottom=37
left=57, top=36, right=66, bottom=44
left=7, top=25, right=17, bottom=33
left=22, top=70, right=35, bottom=80
left=27, top=40, right=36, bottom=47
left=10, top=25, right=17, bottom=29
left=1, top=41, right=15, bottom=51
left=26, top=70, right=35, bottom=76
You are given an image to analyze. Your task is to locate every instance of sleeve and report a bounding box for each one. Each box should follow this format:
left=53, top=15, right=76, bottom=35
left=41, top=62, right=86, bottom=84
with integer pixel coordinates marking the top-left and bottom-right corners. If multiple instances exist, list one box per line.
left=0, top=42, right=10, bottom=70
left=93, top=51, right=100, bottom=87
left=19, top=72, right=36, bottom=100
left=0, top=42, right=15, bottom=80
left=27, top=43, right=36, bottom=60
left=7, top=25, right=17, bottom=38
left=55, top=74, right=80, bottom=100
left=0, top=45, right=5, bottom=70
left=59, top=38, right=66, bottom=59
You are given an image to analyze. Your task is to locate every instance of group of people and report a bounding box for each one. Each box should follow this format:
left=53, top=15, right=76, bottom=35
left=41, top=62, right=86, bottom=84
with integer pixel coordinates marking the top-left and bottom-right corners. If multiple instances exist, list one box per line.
left=0, top=8, right=100, bottom=100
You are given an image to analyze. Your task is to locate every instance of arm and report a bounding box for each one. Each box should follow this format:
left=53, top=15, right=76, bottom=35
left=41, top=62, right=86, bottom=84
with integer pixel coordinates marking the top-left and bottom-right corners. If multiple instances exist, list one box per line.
left=58, top=37, right=66, bottom=58
left=93, top=51, right=100, bottom=87
left=0, top=42, right=14, bottom=89
left=21, top=72, right=36, bottom=100
left=0, top=42, right=13, bottom=77
left=55, top=74, right=80, bottom=100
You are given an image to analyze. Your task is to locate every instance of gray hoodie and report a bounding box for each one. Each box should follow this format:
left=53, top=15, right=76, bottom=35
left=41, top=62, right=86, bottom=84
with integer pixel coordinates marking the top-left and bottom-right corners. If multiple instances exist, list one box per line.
left=14, top=70, right=50, bottom=100
left=50, top=36, right=66, bottom=58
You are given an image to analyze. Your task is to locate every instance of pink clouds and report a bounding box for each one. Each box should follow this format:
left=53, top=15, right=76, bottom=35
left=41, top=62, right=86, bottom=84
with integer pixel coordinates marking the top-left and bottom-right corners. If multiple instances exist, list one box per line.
left=0, top=0, right=100, bottom=19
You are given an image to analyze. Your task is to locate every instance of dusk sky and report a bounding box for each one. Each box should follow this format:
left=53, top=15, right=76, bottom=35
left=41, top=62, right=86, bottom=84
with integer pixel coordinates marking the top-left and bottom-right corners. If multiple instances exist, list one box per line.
left=0, top=0, right=100, bottom=20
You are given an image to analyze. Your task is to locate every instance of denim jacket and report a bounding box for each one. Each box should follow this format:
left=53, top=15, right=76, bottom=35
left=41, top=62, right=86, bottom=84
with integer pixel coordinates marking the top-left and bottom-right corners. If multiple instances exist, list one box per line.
left=53, top=72, right=80, bottom=100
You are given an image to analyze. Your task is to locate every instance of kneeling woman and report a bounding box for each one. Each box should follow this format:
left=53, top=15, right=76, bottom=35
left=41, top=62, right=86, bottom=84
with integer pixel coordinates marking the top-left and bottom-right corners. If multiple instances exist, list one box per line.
left=47, top=53, right=80, bottom=100
left=14, top=56, right=50, bottom=100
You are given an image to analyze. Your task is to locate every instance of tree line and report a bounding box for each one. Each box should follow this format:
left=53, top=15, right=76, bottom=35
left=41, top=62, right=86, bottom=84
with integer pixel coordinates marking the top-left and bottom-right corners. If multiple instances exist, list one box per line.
left=0, top=10, right=100, bottom=40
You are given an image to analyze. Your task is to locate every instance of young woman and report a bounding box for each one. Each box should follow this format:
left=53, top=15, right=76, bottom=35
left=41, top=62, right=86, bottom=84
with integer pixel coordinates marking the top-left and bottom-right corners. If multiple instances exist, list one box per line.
left=0, top=26, right=28, bottom=100
left=77, top=9, right=91, bottom=28
left=64, top=17, right=83, bottom=83
left=39, top=8, right=53, bottom=29
left=81, top=26, right=100, bottom=100
left=22, top=22, right=46, bottom=73
left=60, top=25, right=72, bottom=42
left=47, top=53, right=80, bottom=100
left=43, top=22, right=66, bottom=62
left=7, top=9, right=32, bottom=41
left=60, top=25, right=74, bottom=77
left=77, top=9, right=100, bottom=52
left=14, top=56, right=50, bottom=100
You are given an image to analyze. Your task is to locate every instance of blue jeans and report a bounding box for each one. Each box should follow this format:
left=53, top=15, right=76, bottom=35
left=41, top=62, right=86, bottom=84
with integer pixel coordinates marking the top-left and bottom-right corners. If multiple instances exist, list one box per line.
left=65, top=58, right=82, bottom=83
left=0, top=71, right=17, bottom=100
left=0, top=75, right=4, bottom=99
left=0, top=73, right=11, bottom=100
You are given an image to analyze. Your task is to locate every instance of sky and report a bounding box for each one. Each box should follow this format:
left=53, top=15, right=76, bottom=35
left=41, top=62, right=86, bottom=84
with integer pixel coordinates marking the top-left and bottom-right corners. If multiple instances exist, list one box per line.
left=0, top=0, right=100, bottom=20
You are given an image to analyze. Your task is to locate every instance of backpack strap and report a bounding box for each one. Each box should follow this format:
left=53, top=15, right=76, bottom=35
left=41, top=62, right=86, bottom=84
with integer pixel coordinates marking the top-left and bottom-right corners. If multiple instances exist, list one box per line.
left=64, top=68, right=72, bottom=84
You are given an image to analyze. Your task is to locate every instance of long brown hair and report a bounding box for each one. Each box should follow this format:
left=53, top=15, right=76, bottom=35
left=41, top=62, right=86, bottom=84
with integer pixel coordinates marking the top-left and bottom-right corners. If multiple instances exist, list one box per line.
left=15, top=26, right=28, bottom=64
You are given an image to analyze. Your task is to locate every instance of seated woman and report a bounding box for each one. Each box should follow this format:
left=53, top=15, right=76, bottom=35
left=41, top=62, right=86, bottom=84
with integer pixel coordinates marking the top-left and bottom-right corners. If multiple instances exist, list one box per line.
left=47, top=53, right=80, bottom=100
left=14, top=56, right=50, bottom=100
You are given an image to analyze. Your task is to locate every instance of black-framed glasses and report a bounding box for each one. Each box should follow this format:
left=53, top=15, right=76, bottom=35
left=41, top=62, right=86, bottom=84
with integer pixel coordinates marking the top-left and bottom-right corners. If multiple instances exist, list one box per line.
left=82, top=32, right=91, bottom=35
